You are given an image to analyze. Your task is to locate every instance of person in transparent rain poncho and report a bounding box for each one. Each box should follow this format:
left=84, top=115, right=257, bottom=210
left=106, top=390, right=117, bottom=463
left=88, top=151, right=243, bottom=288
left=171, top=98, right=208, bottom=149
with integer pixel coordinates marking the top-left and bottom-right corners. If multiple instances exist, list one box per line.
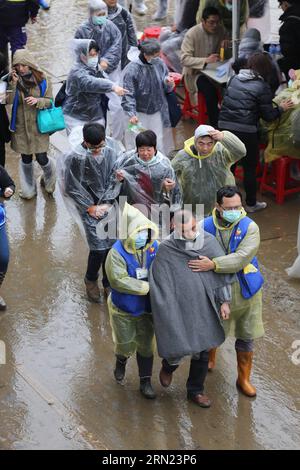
left=75, top=1, right=125, bottom=141
left=104, top=0, right=137, bottom=70
left=57, top=123, right=123, bottom=304
left=102, top=130, right=182, bottom=235
left=62, top=39, right=127, bottom=135
left=121, top=39, right=175, bottom=156
left=171, top=125, right=246, bottom=216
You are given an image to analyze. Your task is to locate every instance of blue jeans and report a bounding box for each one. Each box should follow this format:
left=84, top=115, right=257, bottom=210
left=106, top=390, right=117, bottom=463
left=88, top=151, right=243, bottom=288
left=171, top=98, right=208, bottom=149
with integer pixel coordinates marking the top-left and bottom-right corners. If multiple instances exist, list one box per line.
left=0, top=222, right=9, bottom=273
left=0, top=25, right=27, bottom=55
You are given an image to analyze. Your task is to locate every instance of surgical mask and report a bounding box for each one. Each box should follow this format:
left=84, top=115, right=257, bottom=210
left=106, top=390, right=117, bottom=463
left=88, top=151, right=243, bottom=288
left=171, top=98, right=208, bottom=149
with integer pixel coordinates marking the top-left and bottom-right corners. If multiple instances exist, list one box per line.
left=148, top=57, right=158, bottom=65
left=134, top=230, right=148, bottom=249
left=222, top=209, right=241, bottom=224
left=225, top=3, right=233, bottom=11
left=136, top=154, right=157, bottom=166
left=92, top=15, right=107, bottom=25
left=87, top=56, right=98, bottom=68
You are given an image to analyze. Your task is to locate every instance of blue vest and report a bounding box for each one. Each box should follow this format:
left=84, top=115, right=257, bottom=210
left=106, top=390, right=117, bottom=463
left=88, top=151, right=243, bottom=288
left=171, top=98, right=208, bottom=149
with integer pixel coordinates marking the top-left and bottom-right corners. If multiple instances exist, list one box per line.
left=204, top=216, right=264, bottom=299
left=10, top=79, right=47, bottom=132
left=0, top=204, right=6, bottom=228
left=111, top=239, right=159, bottom=316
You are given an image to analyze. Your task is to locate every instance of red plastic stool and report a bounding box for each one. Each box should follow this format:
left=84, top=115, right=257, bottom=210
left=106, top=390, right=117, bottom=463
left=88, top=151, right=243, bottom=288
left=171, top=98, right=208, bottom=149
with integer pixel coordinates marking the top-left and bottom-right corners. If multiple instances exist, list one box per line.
left=260, top=156, right=300, bottom=204
left=182, top=81, right=208, bottom=124
left=141, top=26, right=162, bottom=41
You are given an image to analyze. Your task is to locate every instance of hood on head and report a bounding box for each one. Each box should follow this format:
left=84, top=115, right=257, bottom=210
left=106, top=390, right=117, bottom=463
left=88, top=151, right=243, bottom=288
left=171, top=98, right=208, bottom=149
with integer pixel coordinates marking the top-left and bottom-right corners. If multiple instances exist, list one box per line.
left=119, top=202, right=159, bottom=253
left=12, top=49, right=43, bottom=73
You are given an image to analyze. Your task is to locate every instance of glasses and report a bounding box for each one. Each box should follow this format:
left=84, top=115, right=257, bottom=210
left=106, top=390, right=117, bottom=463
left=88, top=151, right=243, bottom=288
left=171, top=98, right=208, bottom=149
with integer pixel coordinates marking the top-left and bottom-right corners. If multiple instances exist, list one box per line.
left=88, top=142, right=106, bottom=150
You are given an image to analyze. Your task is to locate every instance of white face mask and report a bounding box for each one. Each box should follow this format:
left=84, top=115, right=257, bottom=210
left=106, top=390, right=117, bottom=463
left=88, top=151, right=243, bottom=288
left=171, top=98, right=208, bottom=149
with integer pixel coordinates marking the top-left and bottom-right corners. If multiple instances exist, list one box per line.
left=87, top=56, right=98, bottom=68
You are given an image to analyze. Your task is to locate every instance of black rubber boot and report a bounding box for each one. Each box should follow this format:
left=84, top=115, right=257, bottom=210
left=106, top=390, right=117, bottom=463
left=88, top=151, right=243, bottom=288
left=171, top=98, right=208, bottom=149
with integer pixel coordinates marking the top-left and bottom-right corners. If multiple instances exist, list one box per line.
left=139, top=377, right=157, bottom=399
left=114, top=355, right=127, bottom=383
left=136, top=353, right=156, bottom=399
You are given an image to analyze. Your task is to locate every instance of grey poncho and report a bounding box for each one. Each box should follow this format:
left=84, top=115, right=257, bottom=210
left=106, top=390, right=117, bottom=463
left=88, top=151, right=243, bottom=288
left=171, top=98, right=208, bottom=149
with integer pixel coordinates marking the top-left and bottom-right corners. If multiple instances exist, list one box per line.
left=149, top=232, right=236, bottom=359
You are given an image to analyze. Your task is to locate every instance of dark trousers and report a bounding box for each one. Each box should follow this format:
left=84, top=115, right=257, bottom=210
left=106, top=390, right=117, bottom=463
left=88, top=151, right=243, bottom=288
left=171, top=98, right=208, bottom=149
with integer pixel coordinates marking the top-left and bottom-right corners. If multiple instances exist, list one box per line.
left=196, top=75, right=219, bottom=128
left=21, top=153, right=49, bottom=166
left=0, top=141, right=5, bottom=168
left=0, top=25, right=27, bottom=55
left=0, top=224, right=9, bottom=273
left=162, top=350, right=209, bottom=397
left=86, top=249, right=109, bottom=287
left=227, top=130, right=259, bottom=207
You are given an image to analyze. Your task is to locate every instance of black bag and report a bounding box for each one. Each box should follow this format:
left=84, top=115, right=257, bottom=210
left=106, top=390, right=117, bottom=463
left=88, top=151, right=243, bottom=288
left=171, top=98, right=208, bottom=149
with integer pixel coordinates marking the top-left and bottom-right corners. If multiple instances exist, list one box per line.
left=54, top=80, right=66, bottom=107
left=166, top=90, right=181, bottom=128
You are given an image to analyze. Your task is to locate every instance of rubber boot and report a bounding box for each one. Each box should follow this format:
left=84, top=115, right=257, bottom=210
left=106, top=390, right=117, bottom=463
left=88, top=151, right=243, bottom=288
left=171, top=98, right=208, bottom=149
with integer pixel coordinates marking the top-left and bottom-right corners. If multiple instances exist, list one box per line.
left=19, top=161, right=37, bottom=199
left=114, top=355, right=127, bottom=383
left=84, top=277, right=103, bottom=303
left=0, top=271, right=7, bottom=311
left=236, top=351, right=257, bottom=397
left=136, top=353, right=156, bottom=399
left=134, top=0, right=148, bottom=15
left=208, top=347, right=217, bottom=371
left=152, top=0, right=168, bottom=20
left=40, top=158, right=56, bottom=194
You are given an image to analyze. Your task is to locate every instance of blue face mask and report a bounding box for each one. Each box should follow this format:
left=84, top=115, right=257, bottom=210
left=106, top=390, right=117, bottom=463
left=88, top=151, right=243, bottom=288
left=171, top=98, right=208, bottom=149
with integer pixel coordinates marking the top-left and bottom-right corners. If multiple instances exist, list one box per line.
left=87, top=56, right=98, bottom=68
left=92, top=15, right=107, bottom=26
left=134, top=230, right=148, bottom=249
left=222, top=209, right=241, bottom=224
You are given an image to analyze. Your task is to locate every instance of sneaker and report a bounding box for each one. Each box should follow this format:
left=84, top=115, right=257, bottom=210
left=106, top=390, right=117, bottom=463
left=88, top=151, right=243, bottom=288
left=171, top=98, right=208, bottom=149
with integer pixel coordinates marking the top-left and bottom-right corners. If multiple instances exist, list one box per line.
left=39, top=0, right=50, bottom=10
left=134, top=2, right=148, bottom=15
left=152, top=11, right=167, bottom=21
left=245, top=201, right=267, bottom=213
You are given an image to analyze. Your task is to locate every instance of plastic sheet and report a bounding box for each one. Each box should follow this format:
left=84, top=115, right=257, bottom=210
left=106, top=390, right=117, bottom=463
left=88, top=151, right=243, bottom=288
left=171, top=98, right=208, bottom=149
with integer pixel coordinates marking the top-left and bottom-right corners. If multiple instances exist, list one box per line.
left=264, top=86, right=300, bottom=162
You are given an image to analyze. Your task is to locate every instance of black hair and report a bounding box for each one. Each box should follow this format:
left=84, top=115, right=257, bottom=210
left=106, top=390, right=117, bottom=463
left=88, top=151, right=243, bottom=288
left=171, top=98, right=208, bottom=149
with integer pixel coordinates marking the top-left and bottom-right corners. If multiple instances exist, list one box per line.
left=232, top=57, right=248, bottom=74
left=136, top=130, right=157, bottom=149
left=0, top=52, right=7, bottom=75
left=138, top=39, right=161, bottom=56
left=202, top=6, right=220, bottom=21
left=83, top=122, right=105, bottom=144
left=216, top=186, right=243, bottom=205
left=89, top=40, right=100, bottom=53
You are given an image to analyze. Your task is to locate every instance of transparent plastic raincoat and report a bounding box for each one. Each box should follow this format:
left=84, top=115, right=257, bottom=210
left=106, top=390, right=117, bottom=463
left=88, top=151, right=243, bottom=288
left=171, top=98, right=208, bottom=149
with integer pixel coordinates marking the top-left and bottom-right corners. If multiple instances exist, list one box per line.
left=106, top=203, right=159, bottom=357
left=263, top=84, right=300, bottom=162
left=75, top=17, right=122, bottom=74
left=121, top=56, right=174, bottom=154
left=57, top=140, right=122, bottom=251
left=107, top=4, right=137, bottom=70
left=104, top=149, right=182, bottom=213
left=62, top=39, right=115, bottom=131
left=172, top=131, right=246, bottom=215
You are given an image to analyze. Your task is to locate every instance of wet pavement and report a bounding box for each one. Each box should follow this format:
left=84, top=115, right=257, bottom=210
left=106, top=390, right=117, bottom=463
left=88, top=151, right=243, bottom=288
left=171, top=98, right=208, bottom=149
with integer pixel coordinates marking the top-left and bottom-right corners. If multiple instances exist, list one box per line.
left=0, top=0, right=299, bottom=451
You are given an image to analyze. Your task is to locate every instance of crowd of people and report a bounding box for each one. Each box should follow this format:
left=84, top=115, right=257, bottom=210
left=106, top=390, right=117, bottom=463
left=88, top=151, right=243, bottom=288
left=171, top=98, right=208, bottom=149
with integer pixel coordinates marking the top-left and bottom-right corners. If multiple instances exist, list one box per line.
left=0, top=0, right=299, bottom=406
